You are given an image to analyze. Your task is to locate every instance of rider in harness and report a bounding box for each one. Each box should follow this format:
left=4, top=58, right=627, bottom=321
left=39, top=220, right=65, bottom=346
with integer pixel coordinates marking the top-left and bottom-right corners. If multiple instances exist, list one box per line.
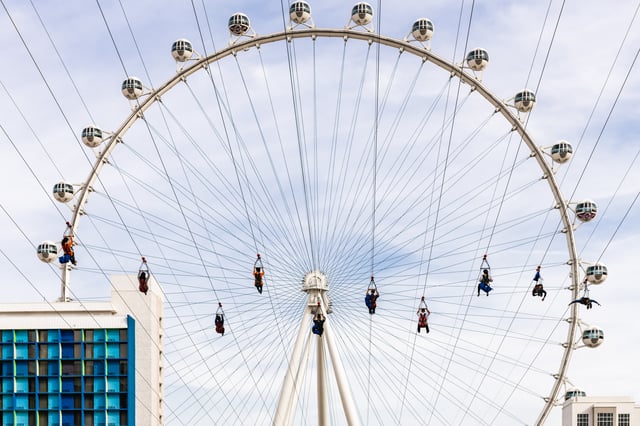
left=59, top=222, right=77, bottom=266
left=417, top=297, right=431, bottom=333
left=138, top=257, right=150, bottom=295
left=365, top=276, right=380, bottom=314
left=312, top=312, right=326, bottom=336
left=253, top=254, right=265, bottom=294
left=531, top=266, right=546, bottom=301
left=215, top=303, right=225, bottom=336
left=477, top=255, right=493, bottom=296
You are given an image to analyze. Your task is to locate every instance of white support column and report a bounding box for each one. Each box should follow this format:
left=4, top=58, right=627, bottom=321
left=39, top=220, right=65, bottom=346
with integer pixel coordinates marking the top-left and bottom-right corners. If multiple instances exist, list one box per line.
left=274, top=304, right=312, bottom=426
left=284, top=325, right=313, bottom=426
left=317, top=335, right=328, bottom=426
left=324, top=320, right=361, bottom=426
left=59, top=264, right=71, bottom=302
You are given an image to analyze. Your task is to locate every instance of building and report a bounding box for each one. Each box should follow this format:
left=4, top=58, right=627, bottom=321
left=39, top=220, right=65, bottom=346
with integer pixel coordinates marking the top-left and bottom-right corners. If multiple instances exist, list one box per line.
left=563, top=392, right=640, bottom=426
left=0, top=275, right=163, bottom=426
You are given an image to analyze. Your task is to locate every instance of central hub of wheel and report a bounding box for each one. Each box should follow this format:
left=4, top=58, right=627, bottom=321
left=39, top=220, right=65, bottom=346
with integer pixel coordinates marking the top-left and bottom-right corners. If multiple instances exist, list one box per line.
left=302, top=270, right=328, bottom=291
left=302, top=270, right=332, bottom=313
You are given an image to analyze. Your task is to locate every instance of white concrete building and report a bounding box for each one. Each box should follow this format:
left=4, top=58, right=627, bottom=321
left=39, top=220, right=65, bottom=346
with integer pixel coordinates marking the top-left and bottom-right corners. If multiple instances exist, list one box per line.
left=0, top=275, right=163, bottom=426
left=563, top=393, right=640, bottom=426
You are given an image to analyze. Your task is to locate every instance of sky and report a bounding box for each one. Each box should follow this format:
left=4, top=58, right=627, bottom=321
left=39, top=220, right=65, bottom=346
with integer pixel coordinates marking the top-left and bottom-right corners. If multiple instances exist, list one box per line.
left=0, top=0, right=639, bottom=425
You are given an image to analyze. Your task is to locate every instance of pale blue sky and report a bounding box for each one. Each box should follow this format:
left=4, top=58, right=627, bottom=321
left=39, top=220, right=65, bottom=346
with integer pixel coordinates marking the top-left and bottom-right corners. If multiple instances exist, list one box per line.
left=1, top=1, right=639, bottom=424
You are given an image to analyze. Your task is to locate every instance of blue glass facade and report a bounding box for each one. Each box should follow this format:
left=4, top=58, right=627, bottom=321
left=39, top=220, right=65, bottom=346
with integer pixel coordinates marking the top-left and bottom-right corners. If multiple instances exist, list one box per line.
left=0, top=316, right=135, bottom=426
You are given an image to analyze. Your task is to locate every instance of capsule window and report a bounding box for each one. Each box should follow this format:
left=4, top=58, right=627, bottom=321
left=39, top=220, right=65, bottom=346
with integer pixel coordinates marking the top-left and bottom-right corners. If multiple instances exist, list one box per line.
left=122, top=79, right=142, bottom=91
left=172, top=41, right=192, bottom=52
left=290, top=2, right=310, bottom=13
left=413, top=20, right=432, bottom=32
left=229, top=15, right=249, bottom=26
left=516, top=91, right=535, bottom=103
left=53, top=183, right=72, bottom=193
left=82, top=128, right=102, bottom=139
left=467, top=50, right=488, bottom=61
left=353, top=4, right=372, bottom=15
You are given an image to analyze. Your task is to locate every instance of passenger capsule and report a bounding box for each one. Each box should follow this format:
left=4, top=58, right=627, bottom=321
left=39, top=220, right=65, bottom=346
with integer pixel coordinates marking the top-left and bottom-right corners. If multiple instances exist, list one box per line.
left=576, top=199, right=597, bottom=222
left=586, top=263, right=607, bottom=284
left=411, top=18, right=434, bottom=41
left=121, top=77, right=144, bottom=100
left=351, top=2, right=373, bottom=26
left=564, top=388, right=587, bottom=400
left=37, top=241, right=58, bottom=263
left=53, top=182, right=74, bottom=203
left=466, top=48, right=489, bottom=71
left=581, top=327, right=604, bottom=348
left=171, top=39, right=194, bottom=62
left=289, top=1, right=311, bottom=25
left=551, top=140, right=573, bottom=163
left=228, top=13, right=250, bottom=36
left=514, top=90, right=536, bottom=113
left=81, top=125, right=103, bottom=148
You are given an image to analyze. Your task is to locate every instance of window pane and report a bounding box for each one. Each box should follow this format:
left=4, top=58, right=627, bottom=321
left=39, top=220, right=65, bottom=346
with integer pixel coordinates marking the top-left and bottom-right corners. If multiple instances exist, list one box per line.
left=38, top=394, right=48, bottom=409
left=1, top=343, right=12, bottom=358
left=47, top=331, right=59, bottom=343
left=597, top=412, right=614, bottom=426
left=60, top=330, right=74, bottom=342
left=61, top=343, right=74, bottom=358
left=15, top=330, right=28, bottom=343
left=106, top=329, right=120, bottom=342
left=106, top=343, right=119, bottom=358
left=93, top=344, right=105, bottom=358
left=619, top=413, right=630, bottom=426
left=39, top=344, right=48, bottom=358
left=84, top=377, right=94, bottom=393
left=48, top=344, right=59, bottom=359
left=85, top=343, right=94, bottom=359
left=38, top=411, right=49, bottom=426
left=15, top=344, right=28, bottom=359
left=577, top=413, right=589, bottom=426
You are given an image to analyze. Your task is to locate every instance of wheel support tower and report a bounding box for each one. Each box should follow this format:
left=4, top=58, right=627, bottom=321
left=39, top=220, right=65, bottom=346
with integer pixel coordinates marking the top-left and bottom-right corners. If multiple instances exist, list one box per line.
left=273, top=271, right=360, bottom=426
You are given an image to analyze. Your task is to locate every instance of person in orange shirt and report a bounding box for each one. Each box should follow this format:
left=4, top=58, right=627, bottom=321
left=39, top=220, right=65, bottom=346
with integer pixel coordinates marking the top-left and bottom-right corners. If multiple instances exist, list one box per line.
left=60, top=235, right=76, bottom=265
left=254, top=266, right=264, bottom=294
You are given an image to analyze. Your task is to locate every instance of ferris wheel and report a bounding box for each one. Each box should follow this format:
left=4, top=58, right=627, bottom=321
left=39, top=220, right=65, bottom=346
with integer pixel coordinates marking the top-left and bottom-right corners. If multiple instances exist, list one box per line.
left=36, top=2, right=609, bottom=425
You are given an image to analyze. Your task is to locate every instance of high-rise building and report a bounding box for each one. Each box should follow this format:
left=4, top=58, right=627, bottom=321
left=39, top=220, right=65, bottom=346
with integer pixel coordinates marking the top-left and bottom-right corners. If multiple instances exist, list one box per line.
left=0, top=275, right=162, bottom=426
left=562, top=391, right=640, bottom=426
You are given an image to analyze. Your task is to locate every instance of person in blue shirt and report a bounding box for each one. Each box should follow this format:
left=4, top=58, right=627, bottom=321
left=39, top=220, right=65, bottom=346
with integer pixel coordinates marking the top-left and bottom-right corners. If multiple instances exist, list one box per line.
left=477, top=269, right=493, bottom=296
left=312, top=313, right=325, bottom=336
left=365, top=288, right=380, bottom=314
